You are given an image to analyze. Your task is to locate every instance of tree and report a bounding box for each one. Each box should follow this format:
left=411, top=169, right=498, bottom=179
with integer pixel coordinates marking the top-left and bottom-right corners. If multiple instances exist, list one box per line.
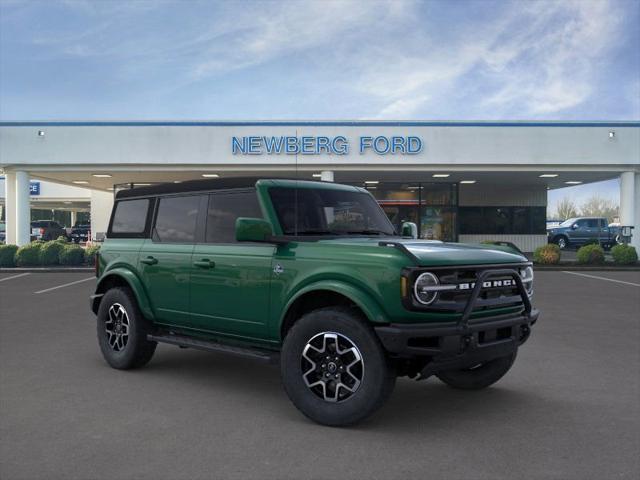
left=579, top=195, right=619, bottom=223
left=553, top=197, right=578, bottom=220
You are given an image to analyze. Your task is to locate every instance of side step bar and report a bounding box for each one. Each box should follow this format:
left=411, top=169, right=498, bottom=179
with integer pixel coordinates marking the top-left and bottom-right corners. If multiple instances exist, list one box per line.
left=147, top=333, right=279, bottom=364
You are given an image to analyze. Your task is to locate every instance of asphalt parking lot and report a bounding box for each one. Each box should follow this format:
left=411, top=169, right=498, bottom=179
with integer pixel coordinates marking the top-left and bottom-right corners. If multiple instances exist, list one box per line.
left=1, top=270, right=639, bottom=480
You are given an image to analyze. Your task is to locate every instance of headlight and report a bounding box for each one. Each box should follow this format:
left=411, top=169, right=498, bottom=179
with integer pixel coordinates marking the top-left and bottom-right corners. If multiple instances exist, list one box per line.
left=414, top=272, right=440, bottom=305
left=520, top=266, right=534, bottom=296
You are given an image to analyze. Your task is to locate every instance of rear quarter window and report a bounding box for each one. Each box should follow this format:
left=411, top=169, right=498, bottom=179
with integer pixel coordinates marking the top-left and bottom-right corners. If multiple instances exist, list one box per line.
left=109, top=198, right=152, bottom=237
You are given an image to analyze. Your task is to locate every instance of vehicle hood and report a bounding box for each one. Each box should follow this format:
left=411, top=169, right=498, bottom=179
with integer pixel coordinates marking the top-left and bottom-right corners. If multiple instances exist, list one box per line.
left=318, top=237, right=528, bottom=266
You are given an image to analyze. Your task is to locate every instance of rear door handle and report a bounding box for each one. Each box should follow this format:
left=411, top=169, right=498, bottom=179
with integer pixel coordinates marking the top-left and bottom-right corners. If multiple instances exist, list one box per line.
left=140, top=256, right=158, bottom=265
left=193, top=259, right=215, bottom=269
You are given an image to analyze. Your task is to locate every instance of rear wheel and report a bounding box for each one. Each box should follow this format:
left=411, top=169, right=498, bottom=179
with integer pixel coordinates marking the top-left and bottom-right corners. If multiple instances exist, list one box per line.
left=97, top=287, right=157, bottom=369
left=555, top=236, right=568, bottom=249
left=436, top=351, right=517, bottom=390
left=281, top=307, right=395, bottom=426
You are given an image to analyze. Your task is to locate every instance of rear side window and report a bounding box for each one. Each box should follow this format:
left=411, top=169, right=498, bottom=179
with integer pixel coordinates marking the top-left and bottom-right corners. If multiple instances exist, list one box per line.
left=206, top=190, right=262, bottom=243
left=111, top=199, right=150, bottom=234
left=153, top=195, right=201, bottom=243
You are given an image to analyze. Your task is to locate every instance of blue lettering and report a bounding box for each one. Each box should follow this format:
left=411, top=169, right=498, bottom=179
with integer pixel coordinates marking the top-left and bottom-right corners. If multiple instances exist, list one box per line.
left=374, top=136, right=390, bottom=154
left=316, top=136, right=331, bottom=154
left=285, top=136, right=299, bottom=154
left=248, top=136, right=262, bottom=154
left=232, top=136, right=247, bottom=154
left=359, top=136, right=373, bottom=154
left=407, top=136, right=422, bottom=154
left=263, top=136, right=284, bottom=154
left=301, top=136, right=315, bottom=154
left=391, top=136, right=406, bottom=153
left=333, top=136, right=349, bottom=155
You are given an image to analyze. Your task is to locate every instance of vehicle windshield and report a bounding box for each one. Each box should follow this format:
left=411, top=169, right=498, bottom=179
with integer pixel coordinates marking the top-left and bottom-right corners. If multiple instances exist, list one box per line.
left=559, top=218, right=578, bottom=227
left=269, top=187, right=396, bottom=236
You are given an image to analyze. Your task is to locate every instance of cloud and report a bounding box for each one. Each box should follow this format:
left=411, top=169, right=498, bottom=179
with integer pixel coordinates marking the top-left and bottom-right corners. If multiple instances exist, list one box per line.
left=360, top=0, right=625, bottom=118
left=1, top=0, right=635, bottom=120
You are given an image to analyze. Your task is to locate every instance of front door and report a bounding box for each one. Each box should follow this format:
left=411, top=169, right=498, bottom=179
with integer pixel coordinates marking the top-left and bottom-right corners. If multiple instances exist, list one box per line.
left=189, top=190, right=275, bottom=340
left=569, top=218, right=591, bottom=245
left=138, top=194, right=204, bottom=326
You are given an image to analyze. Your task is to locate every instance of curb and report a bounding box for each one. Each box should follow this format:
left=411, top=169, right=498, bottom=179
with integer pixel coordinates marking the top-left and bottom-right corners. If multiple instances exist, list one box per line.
left=0, top=267, right=94, bottom=273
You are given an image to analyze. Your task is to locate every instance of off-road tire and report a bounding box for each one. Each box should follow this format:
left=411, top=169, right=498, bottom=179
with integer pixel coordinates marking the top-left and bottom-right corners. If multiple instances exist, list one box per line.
left=281, top=307, right=396, bottom=426
left=97, top=287, right=157, bottom=369
left=436, top=351, right=517, bottom=390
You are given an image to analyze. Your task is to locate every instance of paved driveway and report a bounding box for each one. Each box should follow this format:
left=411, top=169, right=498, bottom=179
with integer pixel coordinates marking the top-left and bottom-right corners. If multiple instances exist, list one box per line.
left=1, top=271, right=639, bottom=480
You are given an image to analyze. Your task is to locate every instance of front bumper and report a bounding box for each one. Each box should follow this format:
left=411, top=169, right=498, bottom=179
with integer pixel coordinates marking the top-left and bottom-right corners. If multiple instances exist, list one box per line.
left=375, top=308, right=538, bottom=377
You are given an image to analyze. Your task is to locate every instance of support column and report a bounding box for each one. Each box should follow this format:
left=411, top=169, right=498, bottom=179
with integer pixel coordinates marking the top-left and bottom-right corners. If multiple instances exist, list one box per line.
left=90, top=189, right=114, bottom=242
left=4, top=172, right=16, bottom=244
left=15, top=171, right=31, bottom=246
left=70, top=211, right=77, bottom=227
left=320, top=170, right=334, bottom=182
left=620, top=171, right=638, bottom=251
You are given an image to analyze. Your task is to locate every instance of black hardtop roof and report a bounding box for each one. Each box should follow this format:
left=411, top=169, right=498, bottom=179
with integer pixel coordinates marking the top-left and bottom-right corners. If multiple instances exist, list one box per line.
left=114, top=177, right=352, bottom=199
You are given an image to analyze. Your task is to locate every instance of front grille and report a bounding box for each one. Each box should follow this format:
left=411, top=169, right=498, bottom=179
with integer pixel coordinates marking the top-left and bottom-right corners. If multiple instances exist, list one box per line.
left=407, top=264, right=529, bottom=313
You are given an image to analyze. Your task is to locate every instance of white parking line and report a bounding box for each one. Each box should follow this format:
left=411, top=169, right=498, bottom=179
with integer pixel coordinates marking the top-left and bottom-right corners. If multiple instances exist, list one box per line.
left=34, top=276, right=95, bottom=294
left=0, top=273, right=31, bottom=283
left=562, top=271, right=640, bottom=287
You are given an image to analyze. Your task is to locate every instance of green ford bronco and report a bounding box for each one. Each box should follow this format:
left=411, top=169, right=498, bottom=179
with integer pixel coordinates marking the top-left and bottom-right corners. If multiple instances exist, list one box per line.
left=91, top=178, right=538, bottom=426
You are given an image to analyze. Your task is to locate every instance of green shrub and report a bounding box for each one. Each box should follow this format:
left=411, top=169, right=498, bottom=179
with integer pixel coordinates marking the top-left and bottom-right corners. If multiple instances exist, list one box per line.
left=533, top=244, right=561, bottom=264
left=15, top=242, right=43, bottom=266
left=611, top=244, right=638, bottom=265
left=55, top=235, right=69, bottom=243
left=59, top=244, right=85, bottom=265
left=576, top=244, right=605, bottom=264
left=84, top=244, right=101, bottom=265
left=39, top=241, right=65, bottom=265
left=0, top=244, right=19, bottom=267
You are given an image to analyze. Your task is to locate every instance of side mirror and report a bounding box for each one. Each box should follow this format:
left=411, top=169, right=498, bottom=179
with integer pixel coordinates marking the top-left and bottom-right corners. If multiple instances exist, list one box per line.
left=572, top=223, right=579, bottom=230
left=236, top=217, right=273, bottom=242
left=400, top=221, right=418, bottom=239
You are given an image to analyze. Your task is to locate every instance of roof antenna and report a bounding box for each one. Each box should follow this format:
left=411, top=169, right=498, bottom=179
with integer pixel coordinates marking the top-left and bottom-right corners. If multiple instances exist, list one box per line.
left=294, top=128, right=298, bottom=237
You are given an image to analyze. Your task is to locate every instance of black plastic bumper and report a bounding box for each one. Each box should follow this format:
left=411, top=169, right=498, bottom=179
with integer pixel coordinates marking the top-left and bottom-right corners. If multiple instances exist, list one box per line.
left=375, top=308, right=538, bottom=377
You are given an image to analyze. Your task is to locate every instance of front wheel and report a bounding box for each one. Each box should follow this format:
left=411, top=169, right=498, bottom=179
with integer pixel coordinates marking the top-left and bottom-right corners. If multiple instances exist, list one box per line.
left=436, top=351, right=517, bottom=390
left=281, top=307, right=395, bottom=426
left=97, top=287, right=157, bottom=369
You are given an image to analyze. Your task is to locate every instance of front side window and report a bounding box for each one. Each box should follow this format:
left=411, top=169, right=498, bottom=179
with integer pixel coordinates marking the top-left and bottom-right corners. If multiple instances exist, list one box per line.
left=111, top=199, right=150, bottom=234
left=269, top=187, right=395, bottom=236
left=206, top=190, right=263, bottom=243
left=153, top=195, right=200, bottom=243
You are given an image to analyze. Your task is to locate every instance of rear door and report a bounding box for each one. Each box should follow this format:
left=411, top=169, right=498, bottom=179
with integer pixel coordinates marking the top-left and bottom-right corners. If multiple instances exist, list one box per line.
left=189, top=189, right=275, bottom=339
left=138, top=194, right=205, bottom=326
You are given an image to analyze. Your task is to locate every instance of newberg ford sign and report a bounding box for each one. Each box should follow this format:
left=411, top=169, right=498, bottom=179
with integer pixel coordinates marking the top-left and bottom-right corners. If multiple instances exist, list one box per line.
left=232, top=135, right=423, bottom=155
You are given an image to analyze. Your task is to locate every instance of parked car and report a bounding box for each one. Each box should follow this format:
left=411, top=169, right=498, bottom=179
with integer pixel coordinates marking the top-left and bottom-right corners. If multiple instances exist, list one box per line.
left=70, top=223, right=91, bottom=243
left=0, top=221, right=5, bottom=243
left=547, top=217, right=620, bottom=249
left=31, top=220, right=68, bottom=241
left=90, top=178, right=538, bottom=426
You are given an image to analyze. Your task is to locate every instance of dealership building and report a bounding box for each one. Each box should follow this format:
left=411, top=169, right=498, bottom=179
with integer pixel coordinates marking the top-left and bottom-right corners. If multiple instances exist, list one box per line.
left=1, top=121, right=639, bottom=251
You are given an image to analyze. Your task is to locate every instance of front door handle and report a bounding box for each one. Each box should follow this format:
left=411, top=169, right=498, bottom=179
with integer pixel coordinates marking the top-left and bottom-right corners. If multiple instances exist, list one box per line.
left=193, top=259, right=215, bottom=269
left=140, top=256, right=158, bottom=265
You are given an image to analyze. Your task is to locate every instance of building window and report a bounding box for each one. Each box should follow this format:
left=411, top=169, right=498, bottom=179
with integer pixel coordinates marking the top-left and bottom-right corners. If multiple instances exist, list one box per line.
left=363, top=182, right=458, bottom=241
left=459, top=206, right=546, bottom=235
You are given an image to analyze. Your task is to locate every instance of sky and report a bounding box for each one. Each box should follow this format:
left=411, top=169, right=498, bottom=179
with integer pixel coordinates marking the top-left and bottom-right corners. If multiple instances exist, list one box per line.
left=0, top=0, right=638, bottom=205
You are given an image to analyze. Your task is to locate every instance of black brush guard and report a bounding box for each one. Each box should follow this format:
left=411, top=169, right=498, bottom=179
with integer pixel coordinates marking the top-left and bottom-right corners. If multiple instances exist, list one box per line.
left=375, top=268, right=538, bottom=379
